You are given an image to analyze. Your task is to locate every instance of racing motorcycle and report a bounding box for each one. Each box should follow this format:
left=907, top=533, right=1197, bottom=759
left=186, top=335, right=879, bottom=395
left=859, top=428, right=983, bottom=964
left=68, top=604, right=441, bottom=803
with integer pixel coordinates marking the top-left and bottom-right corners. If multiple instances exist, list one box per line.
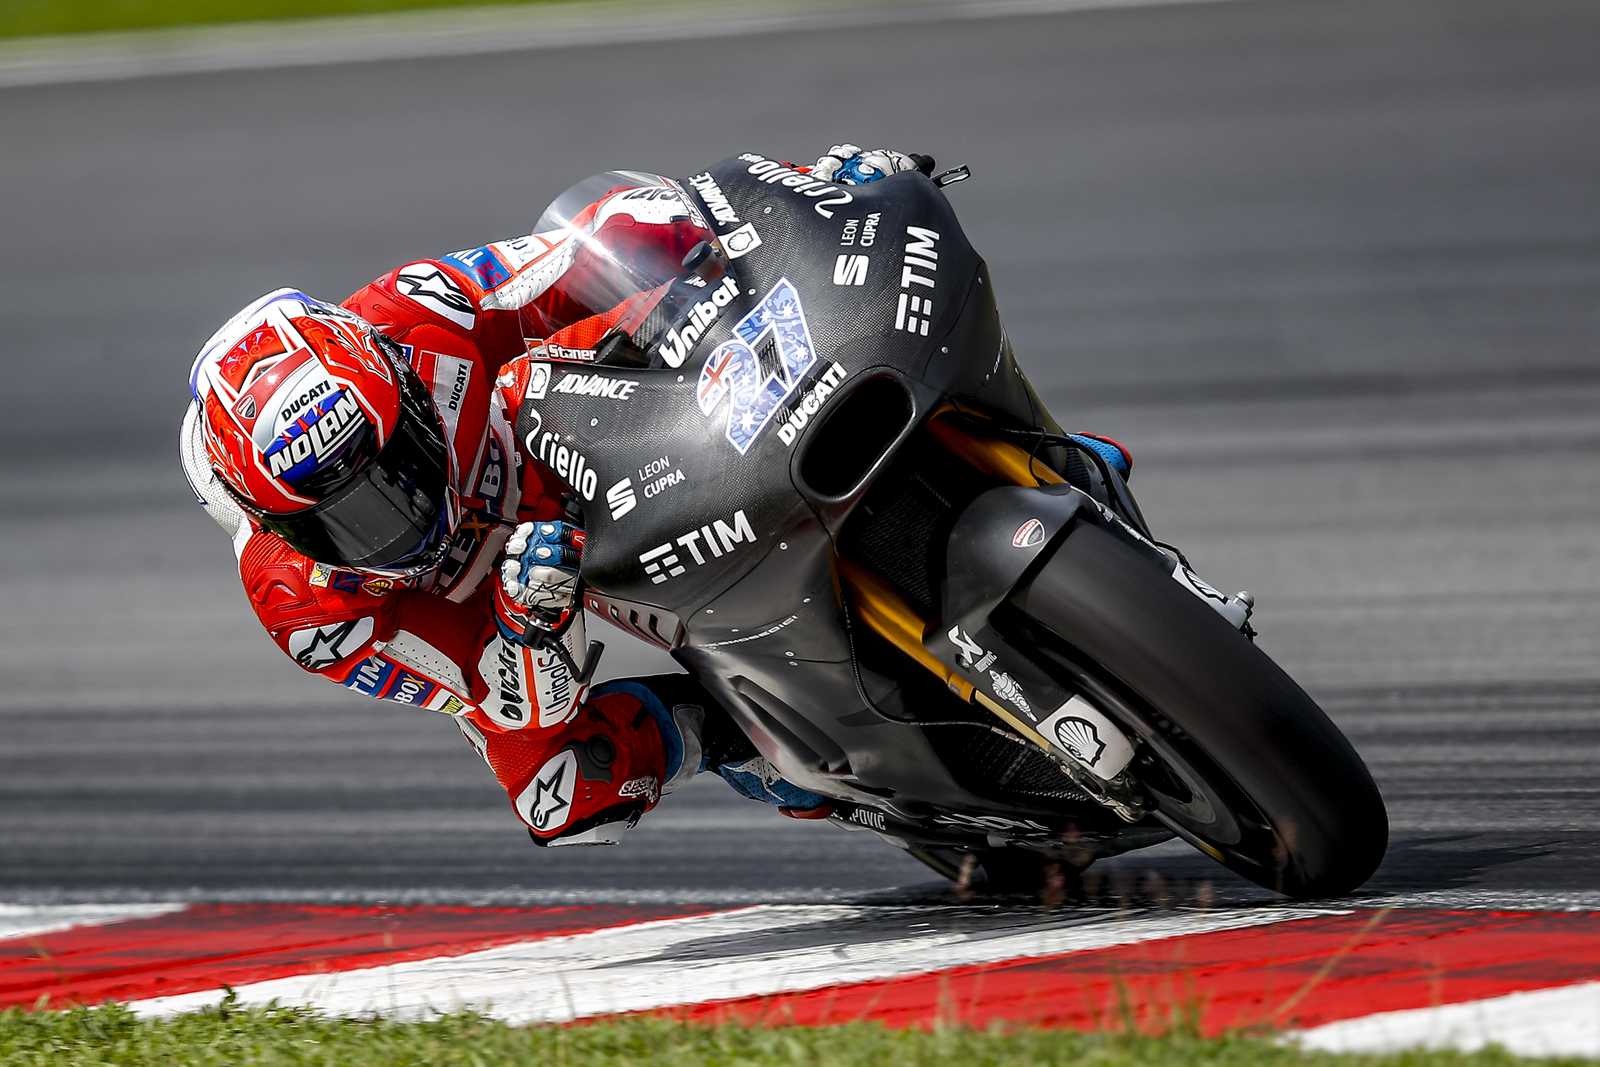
left=513, top=154, right=1388, bottom=899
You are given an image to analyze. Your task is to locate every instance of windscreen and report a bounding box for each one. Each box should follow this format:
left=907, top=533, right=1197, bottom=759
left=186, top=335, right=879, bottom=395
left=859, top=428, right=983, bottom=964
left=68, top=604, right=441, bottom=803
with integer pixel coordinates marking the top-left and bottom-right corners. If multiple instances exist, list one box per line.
left=511, top=171, right=723, bottom=362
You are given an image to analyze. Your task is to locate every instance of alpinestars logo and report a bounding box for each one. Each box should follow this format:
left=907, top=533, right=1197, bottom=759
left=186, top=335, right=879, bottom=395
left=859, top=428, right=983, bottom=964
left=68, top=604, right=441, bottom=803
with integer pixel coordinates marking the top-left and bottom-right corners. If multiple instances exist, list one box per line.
left=395, top=264, right=476, bottom=329
left=519, top=749, right=578, bottom=832
left=287, top=616, right=374, bottom=671
left=639, top=509, right=756, bottom=585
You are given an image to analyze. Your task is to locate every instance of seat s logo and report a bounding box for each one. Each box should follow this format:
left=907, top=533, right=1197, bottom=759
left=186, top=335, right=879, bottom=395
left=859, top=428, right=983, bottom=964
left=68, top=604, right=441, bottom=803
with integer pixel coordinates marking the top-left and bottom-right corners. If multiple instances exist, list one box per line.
left=832, top=254, right=869, bottom=286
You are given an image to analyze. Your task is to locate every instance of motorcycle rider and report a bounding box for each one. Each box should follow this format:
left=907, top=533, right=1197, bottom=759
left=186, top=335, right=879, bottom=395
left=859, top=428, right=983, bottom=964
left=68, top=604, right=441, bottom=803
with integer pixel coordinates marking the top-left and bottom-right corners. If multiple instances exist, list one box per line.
left=180, top=145, right=1136, bottom=846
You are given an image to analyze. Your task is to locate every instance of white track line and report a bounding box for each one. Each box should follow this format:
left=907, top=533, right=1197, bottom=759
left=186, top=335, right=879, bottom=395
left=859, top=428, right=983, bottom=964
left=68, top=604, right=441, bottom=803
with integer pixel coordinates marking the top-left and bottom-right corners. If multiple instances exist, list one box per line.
left=0, top=0, right=1240, bottom=90
left=128, top=904, right=1336, bottom=1023
left=0, top=903, right=185, bottom=941
left=1294, top=981, right=1600, bottom=1058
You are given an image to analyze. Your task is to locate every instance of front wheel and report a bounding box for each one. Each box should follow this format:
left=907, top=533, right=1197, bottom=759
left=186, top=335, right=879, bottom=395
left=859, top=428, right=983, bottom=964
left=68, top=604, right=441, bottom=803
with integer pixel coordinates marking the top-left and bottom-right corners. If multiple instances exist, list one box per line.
left=1007, top=522, right=1388, bottom=898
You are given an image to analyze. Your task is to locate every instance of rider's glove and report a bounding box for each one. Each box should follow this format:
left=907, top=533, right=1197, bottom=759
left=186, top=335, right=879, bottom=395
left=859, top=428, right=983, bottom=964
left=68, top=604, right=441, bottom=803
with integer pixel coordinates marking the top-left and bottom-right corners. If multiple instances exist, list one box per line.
left=812, top=144, right=919, bottom=186
left=494, top=520, right=584, bottom=645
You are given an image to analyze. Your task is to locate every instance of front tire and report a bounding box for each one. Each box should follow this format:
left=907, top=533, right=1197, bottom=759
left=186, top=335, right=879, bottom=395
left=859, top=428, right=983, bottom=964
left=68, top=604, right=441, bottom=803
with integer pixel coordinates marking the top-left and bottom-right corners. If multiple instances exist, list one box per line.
left=1008, top=522, right=1388, bottom=898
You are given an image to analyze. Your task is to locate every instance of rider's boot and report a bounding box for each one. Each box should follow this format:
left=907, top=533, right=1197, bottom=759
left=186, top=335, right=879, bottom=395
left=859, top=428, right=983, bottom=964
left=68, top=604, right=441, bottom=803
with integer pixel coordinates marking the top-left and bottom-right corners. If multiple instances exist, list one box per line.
left=713, top=756, right=835, bottom=819
left=631, top=674, right=832, bottom=817
left=699, top=706, right=833, bottom=818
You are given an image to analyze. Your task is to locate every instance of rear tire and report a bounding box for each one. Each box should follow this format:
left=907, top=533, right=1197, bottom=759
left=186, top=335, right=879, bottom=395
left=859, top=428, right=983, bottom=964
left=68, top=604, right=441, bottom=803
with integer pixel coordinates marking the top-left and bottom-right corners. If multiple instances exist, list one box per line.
left=1009, top=522, right=1387, bottom=898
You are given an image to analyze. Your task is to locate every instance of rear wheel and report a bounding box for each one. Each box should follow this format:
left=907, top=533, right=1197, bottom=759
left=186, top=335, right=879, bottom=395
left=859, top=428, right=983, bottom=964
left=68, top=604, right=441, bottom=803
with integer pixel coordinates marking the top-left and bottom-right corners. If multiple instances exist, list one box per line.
left=1007, top=522, right=1388, bottom=898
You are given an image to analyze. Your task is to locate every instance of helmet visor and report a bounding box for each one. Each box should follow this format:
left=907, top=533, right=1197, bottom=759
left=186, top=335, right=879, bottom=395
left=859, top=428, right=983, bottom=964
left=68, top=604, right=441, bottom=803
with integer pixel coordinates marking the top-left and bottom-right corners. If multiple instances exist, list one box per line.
left=255, top=361, right=452, bottom=575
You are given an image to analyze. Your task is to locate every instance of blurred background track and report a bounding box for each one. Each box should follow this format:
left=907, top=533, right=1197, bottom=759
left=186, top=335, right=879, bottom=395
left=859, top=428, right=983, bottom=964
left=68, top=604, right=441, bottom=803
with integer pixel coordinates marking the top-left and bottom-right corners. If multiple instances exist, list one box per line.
left=1, top=0, right=1596, bottom=902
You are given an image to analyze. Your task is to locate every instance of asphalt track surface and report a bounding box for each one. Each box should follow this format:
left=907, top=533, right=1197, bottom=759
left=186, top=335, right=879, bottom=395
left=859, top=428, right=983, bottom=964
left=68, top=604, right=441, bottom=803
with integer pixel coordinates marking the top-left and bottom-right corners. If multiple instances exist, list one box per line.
left=2, top=0, right=1598, bottom=909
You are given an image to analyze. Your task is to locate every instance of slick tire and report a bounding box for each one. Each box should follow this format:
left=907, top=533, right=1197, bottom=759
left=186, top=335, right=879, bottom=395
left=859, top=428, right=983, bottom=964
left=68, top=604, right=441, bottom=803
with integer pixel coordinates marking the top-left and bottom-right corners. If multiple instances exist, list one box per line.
left=1008, top=522, right=1388, bottom=899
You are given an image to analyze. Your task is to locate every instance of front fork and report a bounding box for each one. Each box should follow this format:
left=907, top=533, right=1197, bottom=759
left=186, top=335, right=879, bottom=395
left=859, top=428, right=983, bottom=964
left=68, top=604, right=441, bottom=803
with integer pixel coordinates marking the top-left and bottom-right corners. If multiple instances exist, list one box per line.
left=838, top=415, right=1247, bottom=824
left=840, top=553, right=1151, bottom=823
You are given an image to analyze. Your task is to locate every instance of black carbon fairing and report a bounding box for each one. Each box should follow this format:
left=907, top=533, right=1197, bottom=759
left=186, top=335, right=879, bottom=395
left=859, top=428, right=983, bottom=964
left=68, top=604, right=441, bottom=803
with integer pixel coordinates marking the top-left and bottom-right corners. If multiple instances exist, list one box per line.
left=510, top=155, right=1104, bottom=835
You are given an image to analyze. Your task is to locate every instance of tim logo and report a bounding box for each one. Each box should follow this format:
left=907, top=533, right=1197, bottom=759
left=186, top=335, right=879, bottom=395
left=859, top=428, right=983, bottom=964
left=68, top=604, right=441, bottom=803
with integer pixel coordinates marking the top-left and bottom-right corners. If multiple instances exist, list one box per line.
left=894, top=226, right=940, bottom=336
left=638, top=510, right=756, bottom=585
left=639, top=543, right=685, bottom=584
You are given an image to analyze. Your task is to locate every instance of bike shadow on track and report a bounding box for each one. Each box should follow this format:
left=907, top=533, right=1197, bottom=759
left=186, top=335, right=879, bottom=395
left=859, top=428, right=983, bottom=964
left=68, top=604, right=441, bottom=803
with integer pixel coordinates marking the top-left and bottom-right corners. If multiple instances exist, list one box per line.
left=825, top=832, right=1567, bottom=920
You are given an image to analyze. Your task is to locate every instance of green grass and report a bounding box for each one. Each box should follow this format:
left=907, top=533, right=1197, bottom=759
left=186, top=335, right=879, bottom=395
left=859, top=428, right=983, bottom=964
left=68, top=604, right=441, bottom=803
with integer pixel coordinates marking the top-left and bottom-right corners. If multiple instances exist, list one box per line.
left=0, top=0, right=570, bottom=40
left=1, top=1002, right=1594, bottom=1067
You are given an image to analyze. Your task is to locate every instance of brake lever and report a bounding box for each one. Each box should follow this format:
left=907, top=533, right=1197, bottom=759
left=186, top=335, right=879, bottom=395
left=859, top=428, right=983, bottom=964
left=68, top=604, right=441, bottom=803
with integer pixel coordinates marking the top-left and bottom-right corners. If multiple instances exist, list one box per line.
left=530, top=582, right=606, bottom=687
left=909, top=152, right=974, bottom=188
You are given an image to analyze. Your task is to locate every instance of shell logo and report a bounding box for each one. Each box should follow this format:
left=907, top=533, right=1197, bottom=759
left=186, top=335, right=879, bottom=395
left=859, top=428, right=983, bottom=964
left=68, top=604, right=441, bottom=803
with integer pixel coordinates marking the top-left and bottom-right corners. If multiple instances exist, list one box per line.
left=1053, top=716, right=1107, bottom=767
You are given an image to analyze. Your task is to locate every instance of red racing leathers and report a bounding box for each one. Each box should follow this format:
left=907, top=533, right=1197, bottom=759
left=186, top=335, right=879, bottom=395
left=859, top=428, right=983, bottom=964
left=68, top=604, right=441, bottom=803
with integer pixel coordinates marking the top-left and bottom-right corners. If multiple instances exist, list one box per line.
left=182, top=187, right=707, bottom=844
